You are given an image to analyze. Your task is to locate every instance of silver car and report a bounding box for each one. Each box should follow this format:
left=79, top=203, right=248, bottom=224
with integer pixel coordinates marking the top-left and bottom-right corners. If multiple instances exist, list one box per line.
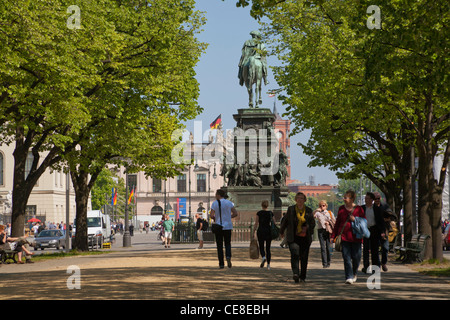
left=34, top=229, right=66, bottom=250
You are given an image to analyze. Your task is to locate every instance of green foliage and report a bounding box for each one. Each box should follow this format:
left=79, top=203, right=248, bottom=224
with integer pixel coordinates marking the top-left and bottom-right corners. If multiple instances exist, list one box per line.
left=0, top=0, right=207, bottom=237
left=91, top=169, right=119, bottom=210
left=243, top=0, right=448, bottom=196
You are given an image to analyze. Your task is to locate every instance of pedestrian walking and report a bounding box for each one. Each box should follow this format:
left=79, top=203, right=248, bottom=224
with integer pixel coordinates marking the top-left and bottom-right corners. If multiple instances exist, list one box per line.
left=253, top=200, right=276, bottom=270
left=162, top=215, right=174, bottom=248
left=314, top=200, right=335, bottom=268
left=280, top=192, right=316, bottom=283
left=373, top=192, right=390, bottom=271
left=210, top=189, right=238, bottom=268
left=331, top=190, right=366, bottom=284
left=361, top=192, right=386, bottom=273
left=195, top=213, right=205, bottom=249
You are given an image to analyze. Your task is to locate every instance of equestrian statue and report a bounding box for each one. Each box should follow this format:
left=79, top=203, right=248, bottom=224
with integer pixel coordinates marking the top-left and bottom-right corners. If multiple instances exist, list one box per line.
left=238, top=30, right=269, bottom=108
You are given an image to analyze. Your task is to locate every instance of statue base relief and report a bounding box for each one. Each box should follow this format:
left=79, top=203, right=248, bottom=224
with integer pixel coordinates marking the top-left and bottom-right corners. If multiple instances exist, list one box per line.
left=221, top=185, right=291, bottom=222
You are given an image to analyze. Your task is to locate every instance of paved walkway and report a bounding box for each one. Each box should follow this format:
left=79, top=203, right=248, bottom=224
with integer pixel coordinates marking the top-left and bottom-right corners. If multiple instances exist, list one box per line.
left=0, top=231, right=448, bottom=301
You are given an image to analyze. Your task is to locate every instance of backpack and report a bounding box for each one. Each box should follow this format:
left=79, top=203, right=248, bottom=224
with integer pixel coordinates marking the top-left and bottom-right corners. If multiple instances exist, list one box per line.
left=201, top=218, right=209, bottom=231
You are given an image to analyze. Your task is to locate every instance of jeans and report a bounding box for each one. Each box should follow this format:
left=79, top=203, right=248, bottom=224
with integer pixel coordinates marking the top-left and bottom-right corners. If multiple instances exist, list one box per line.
left=215, top=229, right=232, bottom=267
left=288, top=236, right=311, bottom=280
left=363, top=226, right=381, bottom=269
left=381, top=237, right=389, bottom=265
left=342, top=241, right=362, bottom=280
left=258, top=237, right=272, bottom=264
left=363, top=227, right=390, bottom=269
left=317, top=229, right=332, bottom=267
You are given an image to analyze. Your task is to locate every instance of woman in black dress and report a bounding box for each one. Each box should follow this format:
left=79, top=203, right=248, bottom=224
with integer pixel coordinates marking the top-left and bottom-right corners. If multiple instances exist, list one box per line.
left=253, top=200, right=276, bottom=269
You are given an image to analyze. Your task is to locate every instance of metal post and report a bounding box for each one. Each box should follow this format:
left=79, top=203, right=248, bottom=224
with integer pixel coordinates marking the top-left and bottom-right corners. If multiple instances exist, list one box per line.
left=65, top=171, right=70, bottom=252
left=123, top=171, right=131, bottom=247
left=189, top=165, right=192, bottom=221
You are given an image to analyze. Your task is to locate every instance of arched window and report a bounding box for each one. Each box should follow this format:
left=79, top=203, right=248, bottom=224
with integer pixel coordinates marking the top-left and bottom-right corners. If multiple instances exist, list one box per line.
left=151, top=205, right=164, bottom=216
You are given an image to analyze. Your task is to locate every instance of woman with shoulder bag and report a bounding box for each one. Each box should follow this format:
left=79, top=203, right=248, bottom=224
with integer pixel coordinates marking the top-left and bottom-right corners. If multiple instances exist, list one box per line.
left=280, top=192, right=315, bottom=283
left=331, top=190, right=366, bottom=284
left=253, top=200, right=276, bottom=270
left=314, top=200, right=335, bottom=268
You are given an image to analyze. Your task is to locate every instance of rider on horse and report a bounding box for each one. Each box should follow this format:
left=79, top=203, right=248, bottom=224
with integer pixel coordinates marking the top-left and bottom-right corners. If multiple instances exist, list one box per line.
left=238, top=30, right=268, bottom=88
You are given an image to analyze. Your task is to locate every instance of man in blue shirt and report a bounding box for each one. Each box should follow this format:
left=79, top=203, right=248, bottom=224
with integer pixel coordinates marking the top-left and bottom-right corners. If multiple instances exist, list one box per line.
left=210, top=189, right=239, bottom=268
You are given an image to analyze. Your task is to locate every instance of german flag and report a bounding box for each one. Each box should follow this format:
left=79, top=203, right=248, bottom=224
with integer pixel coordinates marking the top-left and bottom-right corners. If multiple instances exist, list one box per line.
left=210, top=114, right=222, bottom=129
left=111, top=188, right=117, bottom=206
left=127, top=186, right=135, bottom=205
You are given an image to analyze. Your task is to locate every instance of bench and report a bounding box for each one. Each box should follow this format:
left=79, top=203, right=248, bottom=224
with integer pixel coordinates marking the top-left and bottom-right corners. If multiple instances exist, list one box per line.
left=0, top=249, right=18, bottom=264
left=394, top=234, right=430, bottom=263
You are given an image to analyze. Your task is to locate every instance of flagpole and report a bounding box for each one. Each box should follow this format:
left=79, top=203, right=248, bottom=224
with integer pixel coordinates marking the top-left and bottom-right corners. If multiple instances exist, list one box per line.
left=123, top=172, right=131, bottom=247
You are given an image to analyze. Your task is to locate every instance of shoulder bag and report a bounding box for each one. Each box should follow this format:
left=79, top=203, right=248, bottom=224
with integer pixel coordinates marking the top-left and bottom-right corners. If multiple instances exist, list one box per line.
left=211, top=200, right=223, bottom=234
left=270, top=212, right=280, bottom=240
left=334, top=207, right=355, bottom=252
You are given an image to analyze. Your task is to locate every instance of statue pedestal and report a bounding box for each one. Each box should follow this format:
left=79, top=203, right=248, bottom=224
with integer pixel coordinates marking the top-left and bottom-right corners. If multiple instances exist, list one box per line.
left=220, top=107, right=293, bottom=222
left=222, top=185, right=290, bottom=222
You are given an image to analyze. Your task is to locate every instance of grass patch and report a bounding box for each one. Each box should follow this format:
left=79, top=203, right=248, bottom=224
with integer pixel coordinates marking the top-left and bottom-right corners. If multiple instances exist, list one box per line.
left=29, top=250, right=112, bottom=262
left=415, top=258, right=450, bottom=278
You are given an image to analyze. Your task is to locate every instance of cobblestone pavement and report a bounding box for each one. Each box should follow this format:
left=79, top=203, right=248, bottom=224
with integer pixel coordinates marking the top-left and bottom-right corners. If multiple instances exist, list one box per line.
left=0, top=232, right=448, bottom=301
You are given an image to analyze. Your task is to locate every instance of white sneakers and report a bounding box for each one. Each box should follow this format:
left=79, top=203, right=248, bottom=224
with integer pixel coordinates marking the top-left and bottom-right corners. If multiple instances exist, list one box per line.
left=345, top=275, right=357, bottom=284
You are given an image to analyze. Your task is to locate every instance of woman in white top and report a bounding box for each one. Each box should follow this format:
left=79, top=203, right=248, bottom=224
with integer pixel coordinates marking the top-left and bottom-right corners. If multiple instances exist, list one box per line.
left=314, top=200, right=335, bottom=268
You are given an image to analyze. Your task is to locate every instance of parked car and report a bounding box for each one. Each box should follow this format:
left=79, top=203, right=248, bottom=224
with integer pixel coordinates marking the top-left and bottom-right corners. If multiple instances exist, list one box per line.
left=34, top=229, right=66, bottom=250
left=443, top=225, right=450, bottom=251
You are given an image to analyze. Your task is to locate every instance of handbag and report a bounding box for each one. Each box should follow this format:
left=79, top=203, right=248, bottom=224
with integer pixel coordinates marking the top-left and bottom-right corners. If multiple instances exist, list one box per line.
left=249, top=239, right=259, bottom=259
left=211, top=199, right=223, bottom=234
left=334, top=207, right=354, bottom=252
left=270, top=212, right=280, bottom=240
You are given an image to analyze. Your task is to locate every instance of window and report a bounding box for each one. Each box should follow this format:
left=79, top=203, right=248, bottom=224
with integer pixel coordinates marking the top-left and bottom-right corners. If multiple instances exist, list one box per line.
left=151, top=205, right=164, bottom=216
left=153, top=178, right=162, bottom=193
left=0, top=152, right=3, bottom=186
left=197, top=173, right=206, bottom=192
left=127, top=174, right=137, bottom=193
left=177, top=174, right=186, bottom=192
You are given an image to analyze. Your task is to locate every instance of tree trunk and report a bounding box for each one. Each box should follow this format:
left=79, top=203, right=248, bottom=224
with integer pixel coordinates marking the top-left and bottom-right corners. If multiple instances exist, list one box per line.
left=71, top=170, right=90, bottom=251
left=417, top=149, right=433, bottom=259
left=71, top=167, right=103, bottom=251
left=11, top=128, right=35, bottom=237
left=401, top=144, right=413, bottom=244
left=431, top=185, right=444, bottom=261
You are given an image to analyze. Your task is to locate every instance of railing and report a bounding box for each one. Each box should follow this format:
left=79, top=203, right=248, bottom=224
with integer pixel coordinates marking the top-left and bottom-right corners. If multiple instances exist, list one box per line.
left=172, top=220, right=282, bottom=243
left=88, top=235, right=103, bottom=250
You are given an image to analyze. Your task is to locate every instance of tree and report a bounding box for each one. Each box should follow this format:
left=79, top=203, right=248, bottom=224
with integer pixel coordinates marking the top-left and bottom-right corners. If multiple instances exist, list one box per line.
left=233, top=0, right=449, bottom=260
left=61, top=0, right=206, bottom=251
left=0, top=0, right=206, bottom=240
left=0, top=0, right=120, bottom=236
left=91, top=169, right=118, bottom=211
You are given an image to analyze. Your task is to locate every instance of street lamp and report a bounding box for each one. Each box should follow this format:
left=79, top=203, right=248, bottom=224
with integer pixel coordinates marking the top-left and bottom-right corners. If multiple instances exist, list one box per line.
left=123, top=168, right=131, bottom=247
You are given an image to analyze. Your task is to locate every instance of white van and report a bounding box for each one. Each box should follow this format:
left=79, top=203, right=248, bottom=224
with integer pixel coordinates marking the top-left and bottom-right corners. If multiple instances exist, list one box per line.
left=73, top=210, right=111, bottom=246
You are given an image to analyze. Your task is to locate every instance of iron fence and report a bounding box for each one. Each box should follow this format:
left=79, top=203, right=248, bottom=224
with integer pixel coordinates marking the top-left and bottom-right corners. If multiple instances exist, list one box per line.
left=172, top=220, right=282, bottom=243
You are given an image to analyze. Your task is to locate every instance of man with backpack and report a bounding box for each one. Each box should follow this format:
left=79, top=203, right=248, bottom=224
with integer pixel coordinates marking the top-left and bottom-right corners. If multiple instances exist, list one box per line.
left=195, top=213, right=208, bottom=249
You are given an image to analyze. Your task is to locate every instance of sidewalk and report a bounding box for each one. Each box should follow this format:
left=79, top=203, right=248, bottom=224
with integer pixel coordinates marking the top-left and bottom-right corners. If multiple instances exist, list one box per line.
left=0, top=231, right=448, bottom=300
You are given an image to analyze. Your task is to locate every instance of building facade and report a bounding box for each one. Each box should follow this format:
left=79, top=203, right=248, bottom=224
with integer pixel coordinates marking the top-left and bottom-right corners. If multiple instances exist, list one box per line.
left=272, top=104, right=293, bottom=185
left=0, top=143, right=81, bottom=226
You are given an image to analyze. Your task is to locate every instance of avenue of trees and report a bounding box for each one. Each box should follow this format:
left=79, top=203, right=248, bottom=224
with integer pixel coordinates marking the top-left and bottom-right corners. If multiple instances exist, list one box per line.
left=232, top=0, right=449, bottom=261
left=0, top=0, right=206, bottom=250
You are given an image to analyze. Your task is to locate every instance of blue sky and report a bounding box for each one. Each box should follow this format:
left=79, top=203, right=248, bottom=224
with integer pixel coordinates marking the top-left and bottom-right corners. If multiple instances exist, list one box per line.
left=188, top=0, right=339, bottom=185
